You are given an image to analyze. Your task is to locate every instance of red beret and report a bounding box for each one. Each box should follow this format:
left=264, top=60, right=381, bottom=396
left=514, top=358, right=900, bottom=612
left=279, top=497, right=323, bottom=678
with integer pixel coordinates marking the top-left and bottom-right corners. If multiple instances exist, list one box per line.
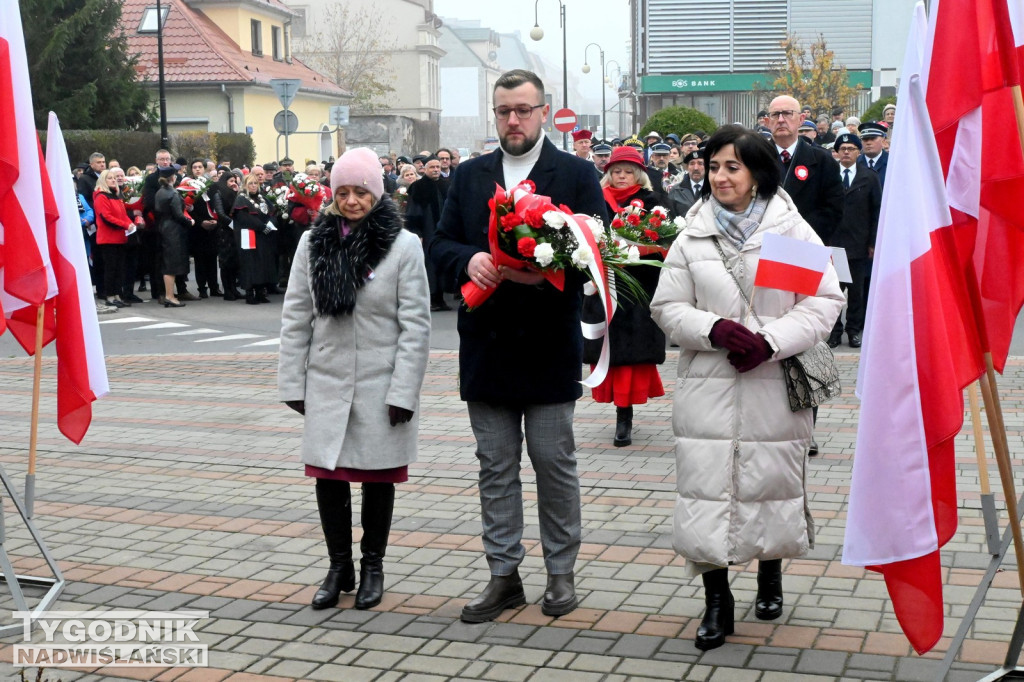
left=571, top=129, right=593, bottom=142
left=606, top=146, right=645, bottom=169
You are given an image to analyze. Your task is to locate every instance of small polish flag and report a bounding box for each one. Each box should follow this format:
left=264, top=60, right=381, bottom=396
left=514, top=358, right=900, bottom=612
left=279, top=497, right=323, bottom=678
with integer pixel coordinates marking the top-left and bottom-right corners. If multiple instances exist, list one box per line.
left=753, top=232, right=833, bottom=296
left=240, top=229, right=256, bottom=249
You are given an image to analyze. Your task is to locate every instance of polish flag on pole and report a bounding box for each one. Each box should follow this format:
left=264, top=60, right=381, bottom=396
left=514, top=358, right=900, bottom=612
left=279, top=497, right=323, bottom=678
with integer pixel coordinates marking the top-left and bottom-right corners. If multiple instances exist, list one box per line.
left=43, top=113, right=108, bottom=444
left=0, top=0, right=55, bottom=320
left=843, top=3, right=985, bottom=655
left=752, top=232, right=832, bottom=296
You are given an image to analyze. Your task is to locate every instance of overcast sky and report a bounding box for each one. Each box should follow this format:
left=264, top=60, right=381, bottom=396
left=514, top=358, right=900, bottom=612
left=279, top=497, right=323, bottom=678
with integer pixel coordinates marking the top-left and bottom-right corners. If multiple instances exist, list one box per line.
left=433, top=0, right=631, bottom=106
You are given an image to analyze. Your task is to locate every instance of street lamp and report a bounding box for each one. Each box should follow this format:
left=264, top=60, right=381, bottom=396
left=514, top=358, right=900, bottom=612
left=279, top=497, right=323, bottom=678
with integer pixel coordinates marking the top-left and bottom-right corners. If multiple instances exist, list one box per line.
left=531, top=0, right=568, bottom=150
left=605, top=59, right=623, bottom=137
left=155, top=0, right=169, bottom=149
left=582, top=43, right=605, bottom=141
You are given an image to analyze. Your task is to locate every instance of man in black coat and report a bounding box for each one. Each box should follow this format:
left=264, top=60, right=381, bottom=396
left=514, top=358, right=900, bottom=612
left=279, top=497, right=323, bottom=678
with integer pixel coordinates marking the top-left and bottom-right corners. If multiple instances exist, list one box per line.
left=769, top=95, right=844, bottom=456
left=142, top=149, right=191, bottom=301
left=77, top=152, right=106, bottom=297
left=829, top=133, right=881, bottom=349
left=405, top=156, right=450, bottom=311
left=430, top=69, right=607, bottom=625
left=857, top=121, right=889, bottom=190
left=667, top=150, right=705, bottom=218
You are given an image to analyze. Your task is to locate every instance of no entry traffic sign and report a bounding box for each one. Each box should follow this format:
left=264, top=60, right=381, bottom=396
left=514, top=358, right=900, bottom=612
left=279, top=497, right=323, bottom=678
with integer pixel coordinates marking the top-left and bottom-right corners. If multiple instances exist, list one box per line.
left=553, top=108, right=577, bottom=133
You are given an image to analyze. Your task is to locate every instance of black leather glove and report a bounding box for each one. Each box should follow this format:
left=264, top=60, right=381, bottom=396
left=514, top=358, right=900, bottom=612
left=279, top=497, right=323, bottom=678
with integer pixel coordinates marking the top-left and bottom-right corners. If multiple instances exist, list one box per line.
left=728, top=334, right=774, bottom=373
left=388, top=405, right=414, bottom=426
left=709, top=319, right=763, bottom=355
left=285, top=400, right=305, bottom=415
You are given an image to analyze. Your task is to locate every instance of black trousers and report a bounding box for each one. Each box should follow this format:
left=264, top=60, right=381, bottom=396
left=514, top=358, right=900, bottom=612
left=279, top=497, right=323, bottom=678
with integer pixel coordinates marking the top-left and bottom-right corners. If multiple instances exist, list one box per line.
left=96, top=243, right=125, bottom=301
left=195, top=252, right=218, bottom=292
left=831, top=257, right=870, bottom=338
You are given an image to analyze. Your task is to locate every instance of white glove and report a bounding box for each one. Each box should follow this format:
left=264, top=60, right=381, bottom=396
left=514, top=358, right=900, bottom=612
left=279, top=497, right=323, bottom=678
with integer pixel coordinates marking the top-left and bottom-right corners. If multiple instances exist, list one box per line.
left=126, top=225, right=137, bottom=236
left=264, top=221, right=278, bottom=234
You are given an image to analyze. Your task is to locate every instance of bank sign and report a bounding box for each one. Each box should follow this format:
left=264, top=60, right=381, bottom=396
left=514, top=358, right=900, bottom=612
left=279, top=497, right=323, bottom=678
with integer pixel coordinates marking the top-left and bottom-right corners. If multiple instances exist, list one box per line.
left=640, top=71, right=872, bottom=93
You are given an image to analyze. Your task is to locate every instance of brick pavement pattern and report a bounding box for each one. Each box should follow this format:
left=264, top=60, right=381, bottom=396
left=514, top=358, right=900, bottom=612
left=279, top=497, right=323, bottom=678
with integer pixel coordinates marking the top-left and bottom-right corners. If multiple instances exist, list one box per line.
left=0, top=351, right=1020, bottom=680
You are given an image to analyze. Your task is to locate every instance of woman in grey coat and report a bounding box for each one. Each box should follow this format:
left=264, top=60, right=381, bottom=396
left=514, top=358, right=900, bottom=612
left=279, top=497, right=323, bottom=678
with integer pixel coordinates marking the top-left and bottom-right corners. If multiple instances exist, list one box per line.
left=278, top=148, right=431, bottom=612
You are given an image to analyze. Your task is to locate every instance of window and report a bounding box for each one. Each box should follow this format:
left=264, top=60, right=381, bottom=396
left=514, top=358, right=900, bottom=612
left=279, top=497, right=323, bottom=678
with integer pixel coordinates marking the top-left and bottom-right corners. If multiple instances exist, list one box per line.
left=250, top=19, right=263, bottom=56
left=272, top=25, right=282, bottom=61
left=137, top=6, right=168, bottom=34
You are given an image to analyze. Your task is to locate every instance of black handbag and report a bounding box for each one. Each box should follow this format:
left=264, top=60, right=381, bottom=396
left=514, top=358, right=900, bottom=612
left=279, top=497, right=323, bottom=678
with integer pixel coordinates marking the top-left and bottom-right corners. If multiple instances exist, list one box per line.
left=712, top=237, right=841, bottom=411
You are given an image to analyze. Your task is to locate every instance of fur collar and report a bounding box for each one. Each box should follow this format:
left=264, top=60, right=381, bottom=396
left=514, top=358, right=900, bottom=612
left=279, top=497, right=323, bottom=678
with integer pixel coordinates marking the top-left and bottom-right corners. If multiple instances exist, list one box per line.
left=307, top=196, right=403, bottom=317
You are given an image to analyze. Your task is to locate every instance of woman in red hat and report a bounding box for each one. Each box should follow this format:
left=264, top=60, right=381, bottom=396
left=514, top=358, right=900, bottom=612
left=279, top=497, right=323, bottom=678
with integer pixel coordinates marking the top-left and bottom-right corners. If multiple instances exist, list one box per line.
left=583, top=146, right=668, bottom=446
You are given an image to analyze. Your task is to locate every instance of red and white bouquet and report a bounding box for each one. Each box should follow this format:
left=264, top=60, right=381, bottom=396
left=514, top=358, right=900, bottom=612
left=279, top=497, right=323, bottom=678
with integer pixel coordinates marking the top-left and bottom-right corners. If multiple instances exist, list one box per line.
left=267, top=184, right=290, bottom=213
left=120, top=175, right=145, bottom=212
left=285, top=172, right=330, bottom=211
left=608, top=200, right=679, bottom=256
left=392, top=185, right=408, bottom=212
left=176, top=176, right=214, bottom=211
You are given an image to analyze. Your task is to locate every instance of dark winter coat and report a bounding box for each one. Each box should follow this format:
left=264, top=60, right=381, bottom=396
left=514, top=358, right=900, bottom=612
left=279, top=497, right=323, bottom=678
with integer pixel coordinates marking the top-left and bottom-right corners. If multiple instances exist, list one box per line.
left=154, top=183, right=191, bottom=276
left=429, top=137, right=608, bottom=405
left=232, top=190, right=278, bottom=289
left=829, top=166, right=881, bottom=260
left=780, top=137, right=844, bottom=243
left=583, top=187, right=666, bottom=366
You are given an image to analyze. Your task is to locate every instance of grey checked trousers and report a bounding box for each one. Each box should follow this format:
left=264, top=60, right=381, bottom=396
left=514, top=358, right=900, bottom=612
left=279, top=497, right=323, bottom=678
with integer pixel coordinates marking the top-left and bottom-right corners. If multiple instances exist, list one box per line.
left=467, top=401, right=582, bottom=576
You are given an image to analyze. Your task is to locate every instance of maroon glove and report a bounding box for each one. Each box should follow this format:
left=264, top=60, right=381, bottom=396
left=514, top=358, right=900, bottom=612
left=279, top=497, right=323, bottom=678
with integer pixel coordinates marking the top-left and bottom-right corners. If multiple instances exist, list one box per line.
left=728, top=334, right=774, bottom=373
left=388, top=405, right=414, bottom=426
left=709, top=319, right=763, bottom=355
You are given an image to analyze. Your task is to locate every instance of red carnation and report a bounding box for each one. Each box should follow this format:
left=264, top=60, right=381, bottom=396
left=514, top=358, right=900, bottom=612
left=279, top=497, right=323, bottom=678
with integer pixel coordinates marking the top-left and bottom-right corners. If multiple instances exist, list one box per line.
left=517, top=236, right=537, bottom=257
left=649, top=215, right=663, bottom=227
left=626, top=214, right=642, bottom=226
left=611, top=217, right=625, bottom=228
left=525, top=208, right=545, bottom=229
left=501, top=213, right=523, bottom=231
left=644, top=229, right=660, bottom=241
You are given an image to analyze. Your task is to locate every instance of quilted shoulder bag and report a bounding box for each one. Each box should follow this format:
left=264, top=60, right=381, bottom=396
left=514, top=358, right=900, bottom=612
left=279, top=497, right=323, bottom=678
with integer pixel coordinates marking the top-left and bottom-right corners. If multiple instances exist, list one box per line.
left=712, top=237, right=841, bottom=412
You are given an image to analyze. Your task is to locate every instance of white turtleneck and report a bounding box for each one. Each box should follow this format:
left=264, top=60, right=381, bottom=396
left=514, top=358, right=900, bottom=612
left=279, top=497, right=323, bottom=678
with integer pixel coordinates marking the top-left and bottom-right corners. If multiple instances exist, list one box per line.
left=500, top=134, right=545, bottom=188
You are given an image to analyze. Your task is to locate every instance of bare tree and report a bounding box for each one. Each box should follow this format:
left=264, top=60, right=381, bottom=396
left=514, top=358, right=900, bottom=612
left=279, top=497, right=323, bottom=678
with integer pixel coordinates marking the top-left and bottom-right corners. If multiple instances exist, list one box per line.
left=293, top=5, right=397, bottom=113
left=754, top=34, right=864, bottom=116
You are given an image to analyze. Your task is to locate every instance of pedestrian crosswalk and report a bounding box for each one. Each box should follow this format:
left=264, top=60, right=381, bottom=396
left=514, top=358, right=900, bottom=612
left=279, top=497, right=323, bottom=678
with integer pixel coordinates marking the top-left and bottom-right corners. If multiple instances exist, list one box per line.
left=97, top=316, right=280, bottom=349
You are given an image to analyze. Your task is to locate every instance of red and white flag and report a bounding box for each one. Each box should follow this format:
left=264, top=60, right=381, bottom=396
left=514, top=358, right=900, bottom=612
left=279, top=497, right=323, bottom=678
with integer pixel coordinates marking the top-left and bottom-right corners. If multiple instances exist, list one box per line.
left=843, top=3, right=984, bottom=655
left=0, top=0, right=55, bottom=321
left=240, top=229, right=256, bottom=250
left=752, top=232, right=832, bottom=296
left=44, top=113, right=108, bottom=444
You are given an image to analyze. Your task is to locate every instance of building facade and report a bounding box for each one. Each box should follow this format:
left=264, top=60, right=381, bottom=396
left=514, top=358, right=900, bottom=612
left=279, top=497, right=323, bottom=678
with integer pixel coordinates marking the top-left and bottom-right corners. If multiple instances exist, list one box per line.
left=123, top=0, right=351, bottom=164
left=630, top=0, right=914, bottom=126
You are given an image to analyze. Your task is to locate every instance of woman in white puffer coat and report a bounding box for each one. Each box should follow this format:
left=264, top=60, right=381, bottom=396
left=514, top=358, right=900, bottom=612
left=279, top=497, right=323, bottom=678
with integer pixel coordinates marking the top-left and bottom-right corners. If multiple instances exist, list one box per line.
left=650, top=125, right=844, bottom=651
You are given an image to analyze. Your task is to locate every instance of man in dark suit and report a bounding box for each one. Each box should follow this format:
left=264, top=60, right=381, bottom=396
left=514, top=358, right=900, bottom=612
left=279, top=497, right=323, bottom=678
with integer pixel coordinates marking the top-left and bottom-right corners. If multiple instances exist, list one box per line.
left=405, top=156, right=450, bottom=311
left=828, top=133, right=880, bottom=349
left=856, top=121, right=889, bottom=190
left=769, top=95, right=844, bottom=456
left=430, top=69, right=607, bottom=625
left=667, top=150, right=705, bottom=218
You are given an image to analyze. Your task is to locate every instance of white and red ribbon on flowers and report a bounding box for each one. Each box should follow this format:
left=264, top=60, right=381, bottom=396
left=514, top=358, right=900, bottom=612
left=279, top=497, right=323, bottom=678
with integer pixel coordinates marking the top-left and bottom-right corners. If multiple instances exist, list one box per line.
left=564, top=213, right=617, bottom=389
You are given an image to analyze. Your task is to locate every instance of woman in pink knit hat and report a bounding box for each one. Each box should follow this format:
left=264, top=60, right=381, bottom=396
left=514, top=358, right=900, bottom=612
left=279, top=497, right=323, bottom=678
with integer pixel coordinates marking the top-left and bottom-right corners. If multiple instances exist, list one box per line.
left=278, top=147, right=432, bottom=613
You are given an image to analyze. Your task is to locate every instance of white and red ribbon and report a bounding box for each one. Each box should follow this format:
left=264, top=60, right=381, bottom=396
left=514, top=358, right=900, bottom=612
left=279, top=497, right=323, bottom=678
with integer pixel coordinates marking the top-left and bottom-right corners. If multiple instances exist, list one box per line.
left=565, top=213, right=617, bottom=389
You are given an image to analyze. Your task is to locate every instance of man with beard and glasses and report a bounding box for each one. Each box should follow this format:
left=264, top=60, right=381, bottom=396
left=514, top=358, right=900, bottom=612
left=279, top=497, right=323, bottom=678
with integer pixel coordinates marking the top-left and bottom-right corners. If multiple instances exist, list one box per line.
left=430, top=69, right=607, bottom=625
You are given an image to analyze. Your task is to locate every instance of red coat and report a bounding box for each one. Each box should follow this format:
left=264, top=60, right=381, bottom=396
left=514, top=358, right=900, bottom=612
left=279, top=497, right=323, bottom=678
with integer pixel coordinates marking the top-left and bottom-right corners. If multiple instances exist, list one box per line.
left=94, top=190, right=132, bottom=245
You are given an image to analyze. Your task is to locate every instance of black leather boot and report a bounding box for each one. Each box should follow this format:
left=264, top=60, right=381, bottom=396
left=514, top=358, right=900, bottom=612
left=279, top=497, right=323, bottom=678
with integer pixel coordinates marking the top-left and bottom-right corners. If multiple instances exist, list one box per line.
left=311, top=479, right=354, bottom=610
left=355, top=483, right=394, bottom=610
left=460, top=571, right=526, bottom=623
left=614, top=406, right=633, bottom=447
left=541, top=572, right=578, bottom=616
left=755, top=558, right=784, bottom=620
left=695, top=568, right=734, bottom=651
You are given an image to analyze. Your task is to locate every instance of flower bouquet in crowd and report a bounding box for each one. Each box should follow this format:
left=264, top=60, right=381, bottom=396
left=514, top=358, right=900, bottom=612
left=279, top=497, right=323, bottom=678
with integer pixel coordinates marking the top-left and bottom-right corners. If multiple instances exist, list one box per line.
left=462, top=179, right=648, bottom=311
left=175, top=176, right=214, bottom=211
left=285, top=172, right=330, bottom=211
left=267, top=184, right=290, bottom=214
left=608, top=200, right=680, bottom=256
left=392, top=185, right=408, bottom=212
left=120, top=175, right=145, bottom=212
left=662, top=168, right=689, bottom=193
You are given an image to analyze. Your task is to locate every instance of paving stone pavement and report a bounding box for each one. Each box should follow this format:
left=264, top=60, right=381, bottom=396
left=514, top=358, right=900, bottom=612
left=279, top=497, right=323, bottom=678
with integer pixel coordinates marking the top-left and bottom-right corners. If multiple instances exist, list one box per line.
left=0, top=351, right=1021, bottom=681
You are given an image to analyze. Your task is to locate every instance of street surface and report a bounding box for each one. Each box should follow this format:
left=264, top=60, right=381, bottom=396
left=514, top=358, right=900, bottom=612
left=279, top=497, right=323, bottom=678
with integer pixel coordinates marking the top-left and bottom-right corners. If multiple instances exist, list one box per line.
left=0, top=283, right=1022, bottom=680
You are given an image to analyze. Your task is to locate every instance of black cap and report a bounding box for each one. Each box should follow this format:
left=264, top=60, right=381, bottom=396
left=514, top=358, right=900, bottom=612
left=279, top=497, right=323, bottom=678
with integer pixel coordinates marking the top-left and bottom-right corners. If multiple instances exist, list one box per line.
left=683, top=151, right=702, bottom=164
left=858, top=121, right=887, bottom=138
left=757, top=110, right=768, bottom=118
left=279, top=157, right=295, bottom=165
left=158, top=164, right=180, bottom=176
left=832, top=106, right=844, bottom=116
left=834, top=132, right=862, bottom=150
left=592, top=143, right=612, bottom=155
left=650, top=142, right=672, bottom=154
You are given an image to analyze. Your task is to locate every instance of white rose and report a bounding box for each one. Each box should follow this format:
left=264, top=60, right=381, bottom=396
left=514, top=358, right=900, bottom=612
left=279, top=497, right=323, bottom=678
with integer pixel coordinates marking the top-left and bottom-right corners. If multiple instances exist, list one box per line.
left=651, top=206, right=668, bottom=218
left=543, top=211, right=566, bottom=229
left=533, top=242, right=555, bottom=267
left=572, top=244, right=594, bottom=267
left=626, top=246, right=641, bottom=264
left=673, top=216, right=687, bottom=228
left=587, top=219, right=605, bottom=242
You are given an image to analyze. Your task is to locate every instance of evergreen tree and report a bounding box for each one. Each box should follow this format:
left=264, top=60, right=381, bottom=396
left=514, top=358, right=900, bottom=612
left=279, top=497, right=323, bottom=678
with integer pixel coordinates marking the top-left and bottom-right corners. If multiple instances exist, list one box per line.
left=20, top=0, right=154, bottom=130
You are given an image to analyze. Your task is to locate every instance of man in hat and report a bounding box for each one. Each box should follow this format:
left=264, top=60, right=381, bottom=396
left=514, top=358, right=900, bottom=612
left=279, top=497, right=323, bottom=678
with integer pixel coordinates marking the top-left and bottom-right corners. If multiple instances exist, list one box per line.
left=797, top=119, right=819, bottom=144
left=430, top=69, right=607, bottom=625
left=271, top=157, right=295, bottom=187
left=856, top=121, right=888, bottom=190
left=571, top=129, right=593, bottom=160
left=667, top=150, right=705, bottom=218
left=592, top=140, right=613, bottom=175
left=648, top=141, right=679, bottom=193
left=828, top=132, right=880, bottom=349
left=642, top=131, right=662, bottom=163
left=756, top=110, right=770, bottom=128
left=831, top=106, right=845, bottom=125
left=768, top=94, right=844, bottom=457
left=622, top=135, right=644, bottom=150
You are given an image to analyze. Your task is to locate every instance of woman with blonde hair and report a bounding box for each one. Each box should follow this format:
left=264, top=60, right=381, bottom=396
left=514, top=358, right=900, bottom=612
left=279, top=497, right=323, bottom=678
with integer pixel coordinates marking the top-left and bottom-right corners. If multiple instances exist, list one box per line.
left=93, top=168, right=134, bottom=308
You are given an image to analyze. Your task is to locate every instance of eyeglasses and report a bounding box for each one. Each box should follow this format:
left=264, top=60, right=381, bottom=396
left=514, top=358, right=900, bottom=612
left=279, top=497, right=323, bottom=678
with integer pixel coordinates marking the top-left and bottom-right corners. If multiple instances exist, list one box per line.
left=768, top=110, right=798, bottom=120
left=493, top=104, right=544, bottom=120
left=837, top=146, right=860, bottom=153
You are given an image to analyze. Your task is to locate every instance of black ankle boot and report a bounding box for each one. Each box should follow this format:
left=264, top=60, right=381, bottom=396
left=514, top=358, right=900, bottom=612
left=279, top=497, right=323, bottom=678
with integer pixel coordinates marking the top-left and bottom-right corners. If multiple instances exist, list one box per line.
left=355, top=483, right=395, bottom=610
left=614, top=406, right=633, bottom=447
left=311, top=479, right=354, bottom=610
left=245, top=288, right=258, bottom=305
left=755, top=559, right=784, bottom=620
left=695, top=568, right=734, bottom=651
